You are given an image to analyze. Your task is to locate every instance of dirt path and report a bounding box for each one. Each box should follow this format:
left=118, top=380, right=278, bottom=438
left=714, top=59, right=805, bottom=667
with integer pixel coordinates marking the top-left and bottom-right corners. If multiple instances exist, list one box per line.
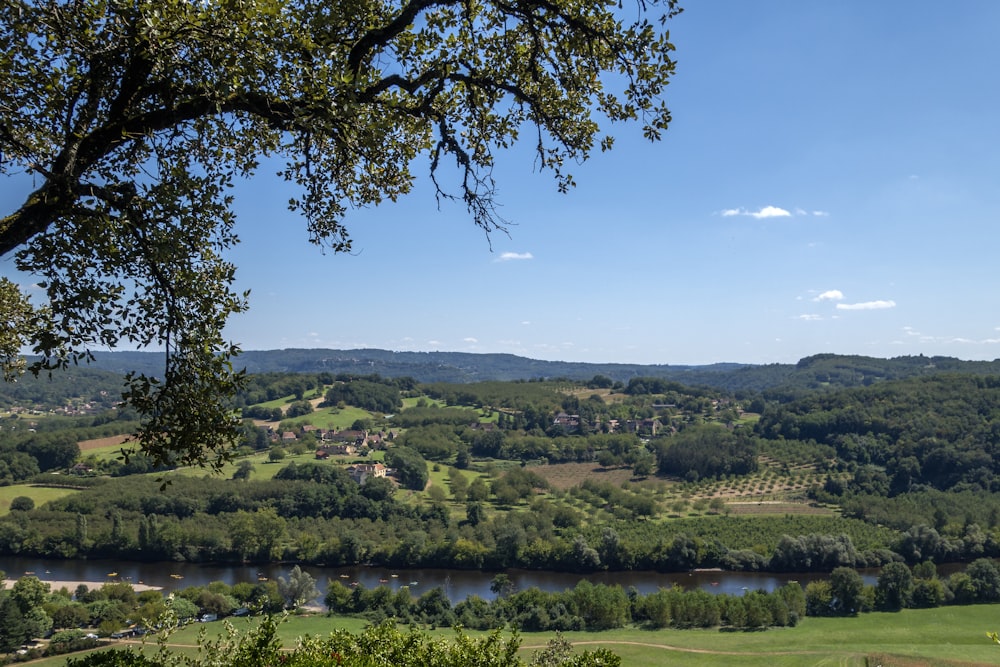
left=519, top=639, right=818, bottom=657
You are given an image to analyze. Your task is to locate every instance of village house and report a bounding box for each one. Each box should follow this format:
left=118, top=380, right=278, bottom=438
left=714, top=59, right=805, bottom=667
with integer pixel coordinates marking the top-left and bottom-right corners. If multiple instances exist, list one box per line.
left=346, top=462, right=387, bottom=485
left=468, top=421, right=497, bottom=432
left=553, top=412, right=581, bottom=432
left=625, top=418, right=662, bottom=437
left=319, top=443, right=356, bottom=456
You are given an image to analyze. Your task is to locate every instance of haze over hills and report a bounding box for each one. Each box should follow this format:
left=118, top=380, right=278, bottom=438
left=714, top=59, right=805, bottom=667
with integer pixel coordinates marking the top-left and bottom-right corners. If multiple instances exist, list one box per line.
left=5, top=349, right=1000, bottom=411
left=78, top=349, right=1000, bottom=393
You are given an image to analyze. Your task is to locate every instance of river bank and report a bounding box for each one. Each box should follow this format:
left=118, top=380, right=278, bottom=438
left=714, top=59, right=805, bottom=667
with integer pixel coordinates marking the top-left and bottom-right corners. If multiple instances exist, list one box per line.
left=2, top=577, right=163, bottom=592
left=0, top=555, right=876, bottom=603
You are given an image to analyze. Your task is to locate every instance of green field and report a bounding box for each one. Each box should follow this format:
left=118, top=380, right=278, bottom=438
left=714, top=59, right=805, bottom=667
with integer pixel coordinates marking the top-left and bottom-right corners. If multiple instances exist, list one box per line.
left=280, top=405, right=375, bottom=431
left=24, top=604, right=1000, bottom=667
left=0, top=483, right=80, bottom=515
left=167, top=448, right=385, bottom=483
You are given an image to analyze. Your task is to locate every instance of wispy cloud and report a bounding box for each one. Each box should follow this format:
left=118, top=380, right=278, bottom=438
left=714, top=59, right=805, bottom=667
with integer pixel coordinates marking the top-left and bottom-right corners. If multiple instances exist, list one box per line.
left=836, top=300, right=897, bottom=311
left=796, top=314, right=823, bottom=321
left=496, top=252, right=534, bottom=262
left=463, top=337, right=478, bottom=343
left=722, top=206, right=828, bottom=219
left=897, top=326, right=1000, bottom=346
left=814, top=290, right=844, bottom=302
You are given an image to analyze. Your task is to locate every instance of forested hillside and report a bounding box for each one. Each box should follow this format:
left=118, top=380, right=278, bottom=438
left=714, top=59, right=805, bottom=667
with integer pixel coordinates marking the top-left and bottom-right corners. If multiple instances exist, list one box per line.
left=9, top=351, right=1000, bottom=412
left=758, top=374, right=1000, bottom=493
left=4, top=363, right=1000, bottom=577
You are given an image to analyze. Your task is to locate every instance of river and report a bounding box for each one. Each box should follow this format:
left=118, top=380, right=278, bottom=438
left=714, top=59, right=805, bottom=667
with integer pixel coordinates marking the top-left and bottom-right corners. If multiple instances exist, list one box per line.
left=0, top=556, right=876, bottom=604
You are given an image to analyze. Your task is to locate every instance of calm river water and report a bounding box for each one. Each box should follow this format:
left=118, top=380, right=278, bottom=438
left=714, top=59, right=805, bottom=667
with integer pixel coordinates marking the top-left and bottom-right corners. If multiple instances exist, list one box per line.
left=0, top=556, right=876, bottom=604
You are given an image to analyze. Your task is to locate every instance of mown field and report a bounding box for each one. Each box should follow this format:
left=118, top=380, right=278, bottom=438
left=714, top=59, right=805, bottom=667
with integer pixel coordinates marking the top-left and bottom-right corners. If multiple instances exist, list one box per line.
left=23, top=604, right=1000, bottom=667
left=0, top=483, right=79, bottom=515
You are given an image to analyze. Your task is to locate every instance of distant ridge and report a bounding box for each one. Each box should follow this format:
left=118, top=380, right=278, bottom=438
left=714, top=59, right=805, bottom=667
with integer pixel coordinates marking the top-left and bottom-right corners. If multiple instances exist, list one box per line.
left=86, top=348, right=748, bottom=385
left=78, top=349, right=1000, bottom=394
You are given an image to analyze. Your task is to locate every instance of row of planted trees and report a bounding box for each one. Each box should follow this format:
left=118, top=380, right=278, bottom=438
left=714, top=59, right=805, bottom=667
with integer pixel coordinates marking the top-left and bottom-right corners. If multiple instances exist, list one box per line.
left=325, top=577, right=808, bottom=632
left=326, top=557, right=1000, bottom=634
left=805, top=558, right=1000, bottom=616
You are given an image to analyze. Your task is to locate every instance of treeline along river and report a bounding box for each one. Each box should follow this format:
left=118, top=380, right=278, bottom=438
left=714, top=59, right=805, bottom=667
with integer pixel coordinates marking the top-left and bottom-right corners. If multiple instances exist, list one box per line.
left=0, top=556, right=877, bottom=604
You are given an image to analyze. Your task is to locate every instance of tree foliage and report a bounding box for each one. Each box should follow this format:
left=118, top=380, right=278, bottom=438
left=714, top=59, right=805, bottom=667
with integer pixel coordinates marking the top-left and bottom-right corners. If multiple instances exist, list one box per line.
left=65, top=616, right=621, bottom=667
left=654, top=425, right=758, bottom=480
left=0, top=0, right=680, bottom=469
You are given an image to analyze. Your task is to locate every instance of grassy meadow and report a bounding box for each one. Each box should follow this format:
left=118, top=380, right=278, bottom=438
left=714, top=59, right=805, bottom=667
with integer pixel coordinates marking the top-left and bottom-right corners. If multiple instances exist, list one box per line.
left=23, top=605, right=1000, bottom=667
left=0, top=483, right=79, bottom=515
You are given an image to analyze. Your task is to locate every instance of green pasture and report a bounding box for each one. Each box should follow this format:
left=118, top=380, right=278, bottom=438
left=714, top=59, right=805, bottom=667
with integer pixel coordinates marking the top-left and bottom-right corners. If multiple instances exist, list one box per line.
left=0, top=483, right=79, bottom=515
left=182, top=605, right=1000, bottom=666
left=25, top=604, right=1000, bottom=667
left=167, top=448, right=384, bottom=483
left=281, top=405, right=376, bottom=431
left=252, top=394, right=300, bottom=410
left=401, top=396, right=446, bottom=409
left=81, top=443, right=135, bottom=463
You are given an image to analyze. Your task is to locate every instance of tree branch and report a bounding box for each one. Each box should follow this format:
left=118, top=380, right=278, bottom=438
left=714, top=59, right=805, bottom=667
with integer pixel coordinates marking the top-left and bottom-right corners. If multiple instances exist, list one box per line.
left=347, top=0, right=455, bottom=80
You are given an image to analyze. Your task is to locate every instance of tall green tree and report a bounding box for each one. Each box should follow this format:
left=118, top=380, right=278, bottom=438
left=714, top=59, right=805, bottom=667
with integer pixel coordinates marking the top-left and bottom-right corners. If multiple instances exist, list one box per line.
left=0, top=592, right=29, bottom=653
left=0, top=0, right=680, bottom=469
left=277, top=565, right=319, bottom=610
left=828, top=566, right=865, bottom=615
left=229, top=507, right=287, bottom=561
left=875, top=561, right=913, bottom=611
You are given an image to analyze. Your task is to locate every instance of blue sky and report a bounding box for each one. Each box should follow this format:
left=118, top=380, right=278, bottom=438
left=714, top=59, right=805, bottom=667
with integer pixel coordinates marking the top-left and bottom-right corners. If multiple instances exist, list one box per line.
left=5, top=1, right=1000, bottom=365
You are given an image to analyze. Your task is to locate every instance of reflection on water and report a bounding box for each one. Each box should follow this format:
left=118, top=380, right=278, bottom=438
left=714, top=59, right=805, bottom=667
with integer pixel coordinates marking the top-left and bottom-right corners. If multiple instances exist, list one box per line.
left=0, top=556, right=873, bottom=603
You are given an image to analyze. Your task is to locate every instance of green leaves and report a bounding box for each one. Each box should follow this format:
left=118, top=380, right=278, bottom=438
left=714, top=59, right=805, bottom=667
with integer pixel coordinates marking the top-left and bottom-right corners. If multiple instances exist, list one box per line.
left=1, top=0, right=679, bottom=469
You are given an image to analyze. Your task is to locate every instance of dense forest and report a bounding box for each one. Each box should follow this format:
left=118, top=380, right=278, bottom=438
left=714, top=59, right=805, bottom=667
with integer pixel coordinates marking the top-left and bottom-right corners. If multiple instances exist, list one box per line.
left=12, top=349, right=1000, bottom=401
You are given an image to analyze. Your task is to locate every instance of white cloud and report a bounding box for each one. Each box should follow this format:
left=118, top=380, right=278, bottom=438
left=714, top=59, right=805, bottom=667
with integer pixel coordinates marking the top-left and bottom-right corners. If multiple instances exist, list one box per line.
left=797, top=314, right=823, bottom=321
left=721, top=206, right=828, bottom=219
left=836, top=300, right=897, bottom=311
left=463, top=337, right=478, bottom=343
left=521, top=321, right=531, bottom=326
left=427, top=339, right=441, bottom=346
left=752, top=206, right=790, bottom=219
left=496, top=252, right=533, bottom=262
left=812, top=210, right=830, bottom=217
left=814, top=290, right=844, bottom=302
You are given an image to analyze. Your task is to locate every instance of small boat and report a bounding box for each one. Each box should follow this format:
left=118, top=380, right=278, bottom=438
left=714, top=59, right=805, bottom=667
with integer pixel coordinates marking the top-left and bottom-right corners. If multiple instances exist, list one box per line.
left=379, top=579, right=388, bottom=584
left=409, top=581, right=419, bottom=586
left=390, top=574, right=398, bottom=578
left=107, top=572, right=118, bottom=577
left=169, top=574, right=184, bottom=580
left=711, top=582, right=719, bottom=586
left=339, top=574, right=350, bottom=579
